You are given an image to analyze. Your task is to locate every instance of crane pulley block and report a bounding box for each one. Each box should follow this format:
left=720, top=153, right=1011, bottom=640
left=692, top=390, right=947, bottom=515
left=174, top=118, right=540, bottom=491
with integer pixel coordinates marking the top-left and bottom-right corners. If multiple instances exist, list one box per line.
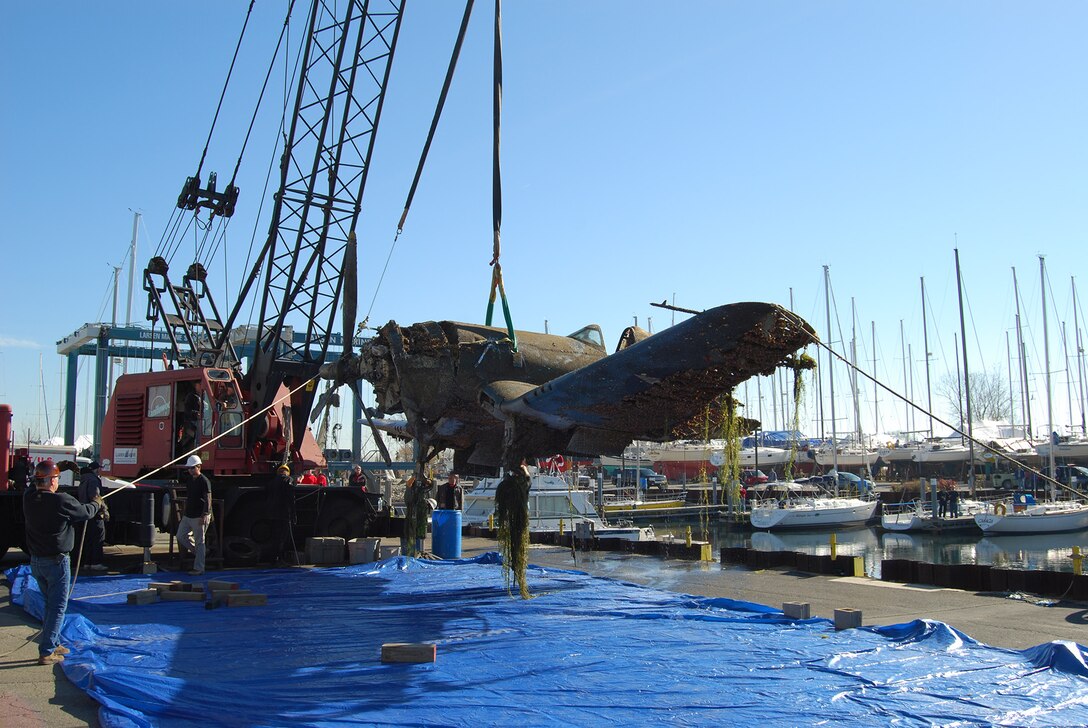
left=177, top=171, right=239, bottom=218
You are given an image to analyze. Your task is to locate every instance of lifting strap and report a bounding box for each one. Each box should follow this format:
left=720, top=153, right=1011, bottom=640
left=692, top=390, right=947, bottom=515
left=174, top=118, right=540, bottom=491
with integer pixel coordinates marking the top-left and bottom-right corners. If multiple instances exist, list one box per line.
left=484, top=0, right=517, bottom=351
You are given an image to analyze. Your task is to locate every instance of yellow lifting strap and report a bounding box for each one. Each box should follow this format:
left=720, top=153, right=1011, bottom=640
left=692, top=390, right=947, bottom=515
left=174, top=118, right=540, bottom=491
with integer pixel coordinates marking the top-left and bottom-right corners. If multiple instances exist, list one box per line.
left=485, top=243, right=518, bottom=352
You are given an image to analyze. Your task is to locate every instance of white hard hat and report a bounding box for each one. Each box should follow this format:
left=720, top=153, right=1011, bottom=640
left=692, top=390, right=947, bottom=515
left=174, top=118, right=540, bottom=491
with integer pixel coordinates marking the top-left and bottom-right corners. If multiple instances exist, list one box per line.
left=184, top=455, right=202, bottom=468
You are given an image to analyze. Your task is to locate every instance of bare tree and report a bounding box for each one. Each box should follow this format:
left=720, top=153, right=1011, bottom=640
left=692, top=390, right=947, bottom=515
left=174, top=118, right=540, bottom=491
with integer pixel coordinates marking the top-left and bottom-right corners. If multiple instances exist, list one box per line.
left=937, top=370, right=1011, bottom=424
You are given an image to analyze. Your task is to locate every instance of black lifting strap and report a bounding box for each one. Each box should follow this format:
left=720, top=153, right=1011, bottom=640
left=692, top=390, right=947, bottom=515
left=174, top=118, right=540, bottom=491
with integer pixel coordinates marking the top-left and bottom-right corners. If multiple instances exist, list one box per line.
left=397, top=0, right=476, bottom=233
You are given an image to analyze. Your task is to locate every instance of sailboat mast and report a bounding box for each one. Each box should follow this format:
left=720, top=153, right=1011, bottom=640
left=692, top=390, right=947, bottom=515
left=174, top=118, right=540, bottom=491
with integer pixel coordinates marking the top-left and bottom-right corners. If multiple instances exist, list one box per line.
left=1041, top=255, right=1056, bottom=498
left=954, top=248, right=976, bottom=496
left=1013, top=268, right=1032, bottom=437
left=900, top=320, right=909, bottom=435
left=824, top=265, right=839, bottom=480
left=872, top=320, right=878, bottom=439
left=1074, top=277, right=1087, bottom=435
left=851, top=298, right=861, bottom=446
left=1007, top=331, right=1016, bottom=432
left=921, top=277, right=934, bottom=438
left=1063, top=321, right=1073, bottom=437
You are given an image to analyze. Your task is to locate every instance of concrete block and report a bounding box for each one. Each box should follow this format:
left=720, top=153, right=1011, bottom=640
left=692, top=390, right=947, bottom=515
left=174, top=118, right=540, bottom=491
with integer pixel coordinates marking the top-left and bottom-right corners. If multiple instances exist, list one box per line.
left=782, top=602, right=811, bottom=620
left=378, top=545, right=402, bottom=559
left=834, top=608, right=863, bottom=630
left=381, top=642, right=436, bottom=663
left=226, top=593, right=268, bottom=607
left=348, top=537, right=380, bottom=564
left=159, top=590, right=205, bottom=601
left=207, top=580, right=240, bottom=591
left=307, top=536, right=346, bottom=564
left=127, top=589, right=160, bottom=605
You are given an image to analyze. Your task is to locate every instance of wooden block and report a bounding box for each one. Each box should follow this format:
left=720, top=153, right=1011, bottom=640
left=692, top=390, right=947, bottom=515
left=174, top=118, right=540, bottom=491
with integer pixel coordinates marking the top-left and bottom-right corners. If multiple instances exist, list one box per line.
left=207, top=580, right=240, bottom=591
left=782, top=602, right=811, bottom=620
left=834, top=608, right=863, bottom=630
left=210, top=589, right=250, bottom=600
left=226, top=592, right=268, bottom=607
left=159, top=589, right=205, bottom=601
left=381, top=642, right=436, bottom=663
left=127, top=589, right=160, bottom=605
left=148, top=582, right=176, bottom=592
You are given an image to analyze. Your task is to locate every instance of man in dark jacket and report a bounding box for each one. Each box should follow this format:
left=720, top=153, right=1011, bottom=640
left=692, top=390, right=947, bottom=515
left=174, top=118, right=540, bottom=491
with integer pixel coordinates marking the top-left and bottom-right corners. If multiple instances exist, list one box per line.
left=266, top=464, right=297, bottom=564
left=76, top=461, right=108, bottom=572
left=23, top=459, right=101, bottom=665
left=437, top=473, right=463, bottom=511
left=176, top=455, right=212, bottom=575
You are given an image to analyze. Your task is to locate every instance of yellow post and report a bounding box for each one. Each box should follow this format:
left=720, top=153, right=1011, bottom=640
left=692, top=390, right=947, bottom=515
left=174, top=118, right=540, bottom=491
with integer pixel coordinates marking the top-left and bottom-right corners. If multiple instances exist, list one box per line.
left=559, top=519, right=564, bottom=535
left=830, top=533, right=838, bottom=560
left=1074, top=546, right=1083, bottom=576
left=488, top=513, right=494, bottom=530
left=685, top=526, right=692, bottom=547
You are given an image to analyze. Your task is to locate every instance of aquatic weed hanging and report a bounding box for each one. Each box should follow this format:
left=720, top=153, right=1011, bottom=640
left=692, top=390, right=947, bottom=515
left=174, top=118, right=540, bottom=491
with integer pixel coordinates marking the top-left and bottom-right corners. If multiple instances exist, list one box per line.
left=495, top=467, right=531, bottom=599
left=783, top=353, right=816, bottom=481
left=403, top=476, right=433, bottom=557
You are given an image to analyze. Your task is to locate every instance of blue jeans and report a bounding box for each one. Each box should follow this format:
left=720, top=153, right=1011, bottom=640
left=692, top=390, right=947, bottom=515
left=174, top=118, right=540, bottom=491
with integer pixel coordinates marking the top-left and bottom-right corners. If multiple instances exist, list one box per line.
left=29, top=554, right=72, bottom=657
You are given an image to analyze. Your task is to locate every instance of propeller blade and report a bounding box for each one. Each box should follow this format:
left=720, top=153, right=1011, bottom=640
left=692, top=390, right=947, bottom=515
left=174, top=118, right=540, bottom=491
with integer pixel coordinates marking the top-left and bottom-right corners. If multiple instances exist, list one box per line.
left=309, top=383, right=341, bottom=424
left=342, top=231, right=358, bottom=357
left=349, top=380, right=394, bottom=467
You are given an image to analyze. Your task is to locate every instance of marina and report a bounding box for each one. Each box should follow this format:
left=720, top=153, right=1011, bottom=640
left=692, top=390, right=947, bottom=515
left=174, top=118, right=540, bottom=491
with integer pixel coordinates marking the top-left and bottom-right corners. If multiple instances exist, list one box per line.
left=5, top=2, right=1088, bottom=726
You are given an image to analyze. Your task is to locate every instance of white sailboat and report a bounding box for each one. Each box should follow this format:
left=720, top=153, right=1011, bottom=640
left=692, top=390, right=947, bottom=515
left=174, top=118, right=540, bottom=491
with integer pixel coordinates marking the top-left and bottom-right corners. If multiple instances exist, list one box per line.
left=975, top=497, right=1088, bottom=534
left=975, top=257, right=1088, bottom=535
left=750, top=495, right=877, bottom=530
left=750, top=269, right=878, bottom=531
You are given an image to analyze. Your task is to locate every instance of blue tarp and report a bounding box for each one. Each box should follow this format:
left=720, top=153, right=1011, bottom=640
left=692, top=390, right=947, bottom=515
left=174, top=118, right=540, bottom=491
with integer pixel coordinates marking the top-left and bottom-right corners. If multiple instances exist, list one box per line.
left=7, top=554, right=1088, bottom=726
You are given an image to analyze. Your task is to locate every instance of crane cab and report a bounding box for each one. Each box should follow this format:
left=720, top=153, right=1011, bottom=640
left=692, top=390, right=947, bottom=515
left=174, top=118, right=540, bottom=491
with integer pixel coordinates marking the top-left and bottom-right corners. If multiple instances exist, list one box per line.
left=99, top=367, right=310, bottom=480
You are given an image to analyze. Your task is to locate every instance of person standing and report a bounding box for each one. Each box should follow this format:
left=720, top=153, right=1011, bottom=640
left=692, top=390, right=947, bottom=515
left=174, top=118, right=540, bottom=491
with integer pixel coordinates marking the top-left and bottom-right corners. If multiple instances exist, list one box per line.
left=437, top=473, right=463, bottom=510
left=349, top=464, right=368, bottom=492
left=76, top=461, right=109, bottom=572
left=176, top=455, right=212, bottom=575
left=23, top=460, right=101, bottom=665
left=266, top=464, right=297, bottom=565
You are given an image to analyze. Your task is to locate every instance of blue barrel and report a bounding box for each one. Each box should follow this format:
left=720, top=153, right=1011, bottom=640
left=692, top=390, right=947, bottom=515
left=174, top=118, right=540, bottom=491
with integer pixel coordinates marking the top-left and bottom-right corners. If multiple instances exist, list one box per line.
left=431, top=509, right=462, bottom=559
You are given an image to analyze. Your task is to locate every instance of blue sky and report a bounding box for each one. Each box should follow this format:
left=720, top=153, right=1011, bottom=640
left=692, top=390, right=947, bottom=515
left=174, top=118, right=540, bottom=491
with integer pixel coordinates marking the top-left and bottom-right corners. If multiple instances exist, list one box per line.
left=2, top=1, right=1087, bottom=449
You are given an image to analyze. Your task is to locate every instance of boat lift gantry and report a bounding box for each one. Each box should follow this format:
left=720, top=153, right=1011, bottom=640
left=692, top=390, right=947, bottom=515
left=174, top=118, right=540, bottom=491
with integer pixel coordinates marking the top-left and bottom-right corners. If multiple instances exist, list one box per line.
left=55, top=323, right=374, bottom=462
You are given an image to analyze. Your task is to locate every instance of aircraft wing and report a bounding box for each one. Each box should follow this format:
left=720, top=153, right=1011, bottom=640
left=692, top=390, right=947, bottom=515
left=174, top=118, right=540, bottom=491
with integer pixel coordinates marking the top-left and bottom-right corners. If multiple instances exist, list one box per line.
left=488, top=302, right=815, bottom=455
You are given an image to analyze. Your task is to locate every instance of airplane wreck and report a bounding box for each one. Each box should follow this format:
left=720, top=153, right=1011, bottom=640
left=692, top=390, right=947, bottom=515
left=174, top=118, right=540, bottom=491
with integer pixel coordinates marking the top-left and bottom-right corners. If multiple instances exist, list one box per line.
left=321, top=301, right=817, bottom=476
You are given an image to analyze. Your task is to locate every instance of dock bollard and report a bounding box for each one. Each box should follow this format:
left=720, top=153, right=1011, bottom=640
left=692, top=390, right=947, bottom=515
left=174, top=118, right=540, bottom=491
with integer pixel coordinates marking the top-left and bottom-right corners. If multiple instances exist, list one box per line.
left=830, top=533, right=837, bottom=560
left=1074, top=546, right=1084, bottom=576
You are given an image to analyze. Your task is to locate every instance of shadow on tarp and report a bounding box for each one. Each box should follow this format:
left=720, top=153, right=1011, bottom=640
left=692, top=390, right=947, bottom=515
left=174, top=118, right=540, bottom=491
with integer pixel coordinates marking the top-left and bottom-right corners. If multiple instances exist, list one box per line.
left=7, top=554, right=1088, bottom=727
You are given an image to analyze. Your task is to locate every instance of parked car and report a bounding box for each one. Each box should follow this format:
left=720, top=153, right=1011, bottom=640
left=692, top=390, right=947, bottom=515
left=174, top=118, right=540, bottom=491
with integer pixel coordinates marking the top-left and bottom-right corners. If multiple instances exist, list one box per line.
left=740, top=469, right=769, bottom=486
left=828, top=470, right=874, bottom=493
left=614, top=467, right=668, bottom=491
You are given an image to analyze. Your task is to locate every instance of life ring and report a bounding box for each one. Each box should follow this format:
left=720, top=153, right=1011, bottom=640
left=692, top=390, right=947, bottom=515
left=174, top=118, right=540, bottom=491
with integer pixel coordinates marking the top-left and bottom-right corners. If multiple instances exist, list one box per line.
left=994, top=503, right=1007, bottom=516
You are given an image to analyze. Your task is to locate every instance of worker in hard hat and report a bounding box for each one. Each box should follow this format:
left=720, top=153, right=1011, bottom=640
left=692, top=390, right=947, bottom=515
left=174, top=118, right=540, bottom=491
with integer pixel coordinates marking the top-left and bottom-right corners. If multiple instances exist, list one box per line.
left=22, top=459, right=103, bottom=664
left=265, top=464, right=297, bottom=565
left=176, top=455, right=212, bottom=575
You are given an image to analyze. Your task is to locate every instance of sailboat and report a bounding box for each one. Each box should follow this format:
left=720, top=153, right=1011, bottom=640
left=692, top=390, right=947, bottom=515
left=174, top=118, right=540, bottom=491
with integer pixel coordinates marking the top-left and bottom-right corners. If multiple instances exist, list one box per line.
left=750, top=267, right=878, bottom=530
left=975, top=256, right=1088, bottom=535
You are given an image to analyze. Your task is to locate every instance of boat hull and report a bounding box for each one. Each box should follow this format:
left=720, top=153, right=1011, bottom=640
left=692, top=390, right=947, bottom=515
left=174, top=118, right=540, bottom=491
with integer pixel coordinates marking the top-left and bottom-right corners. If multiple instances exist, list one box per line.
left=975, top=505, right=1088, bottom=534
left=750, top=499, right=878, bottom=530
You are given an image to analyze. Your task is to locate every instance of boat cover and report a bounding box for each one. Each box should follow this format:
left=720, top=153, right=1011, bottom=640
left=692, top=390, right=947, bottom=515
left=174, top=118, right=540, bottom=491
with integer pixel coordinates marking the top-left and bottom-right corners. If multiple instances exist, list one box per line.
left=7, top=554, right=1088, bottom=726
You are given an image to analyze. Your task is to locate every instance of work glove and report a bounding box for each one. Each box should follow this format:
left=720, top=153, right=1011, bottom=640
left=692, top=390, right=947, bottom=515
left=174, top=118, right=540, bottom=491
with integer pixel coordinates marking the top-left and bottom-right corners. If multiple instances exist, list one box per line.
left=93, top=495, right=110, bottom=521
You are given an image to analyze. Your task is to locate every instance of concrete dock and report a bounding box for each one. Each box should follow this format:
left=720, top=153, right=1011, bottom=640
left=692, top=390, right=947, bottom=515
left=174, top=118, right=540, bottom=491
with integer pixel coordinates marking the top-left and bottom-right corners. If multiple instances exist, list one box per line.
left=2, top=533, right=1086, bottom=726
